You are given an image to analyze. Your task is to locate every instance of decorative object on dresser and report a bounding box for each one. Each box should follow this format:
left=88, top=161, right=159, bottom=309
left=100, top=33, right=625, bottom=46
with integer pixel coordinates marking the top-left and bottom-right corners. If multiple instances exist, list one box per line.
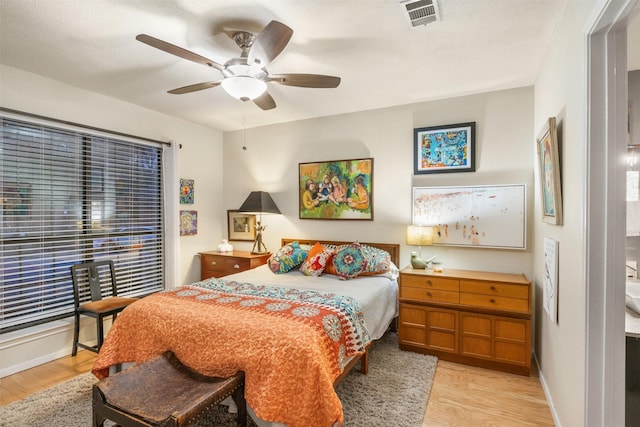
left=406, top=225, right=436, bottom=269
left=413, top=122, right=476, bottom=174
left=217, top=239, right=233, bottom=253
left=398, top=267, right=532, bottom=375
left=199, top=251, right=270, bottom=279
left=237, top=191, right=281, bottom=254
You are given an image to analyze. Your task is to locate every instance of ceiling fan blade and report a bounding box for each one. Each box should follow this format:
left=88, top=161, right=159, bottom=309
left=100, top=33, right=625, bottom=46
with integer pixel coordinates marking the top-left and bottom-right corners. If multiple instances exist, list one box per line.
left=268, top=74, right=341, bottom=88
left=247, top=21, right=293, bottom=66
left=167, top=81, right=221, bottom=94
left=252, top=92, right=276, bottom=110
left=136, top=34, right=224, bottom=72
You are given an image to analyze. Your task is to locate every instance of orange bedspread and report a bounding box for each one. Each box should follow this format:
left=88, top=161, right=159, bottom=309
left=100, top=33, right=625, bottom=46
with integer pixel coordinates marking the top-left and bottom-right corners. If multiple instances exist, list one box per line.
left=92, top=282, right=370, bottom=427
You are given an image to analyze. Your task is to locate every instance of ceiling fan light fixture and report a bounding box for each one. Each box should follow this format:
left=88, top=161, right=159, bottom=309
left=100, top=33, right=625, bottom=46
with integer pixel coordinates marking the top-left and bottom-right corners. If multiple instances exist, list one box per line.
left=221, top=76, right=267, bottom=100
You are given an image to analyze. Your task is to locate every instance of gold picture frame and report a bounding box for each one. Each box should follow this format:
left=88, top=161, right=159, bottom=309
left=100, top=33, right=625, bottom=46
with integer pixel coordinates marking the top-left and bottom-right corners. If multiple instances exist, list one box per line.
left=227, top=210, right=256, bottom=241
left=536, top=117, right=563, bottom=225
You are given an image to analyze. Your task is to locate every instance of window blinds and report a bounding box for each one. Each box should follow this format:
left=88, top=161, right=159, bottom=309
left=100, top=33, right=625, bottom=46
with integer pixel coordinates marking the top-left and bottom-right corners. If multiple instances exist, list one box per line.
left=0, top=116, right=165, bottom=333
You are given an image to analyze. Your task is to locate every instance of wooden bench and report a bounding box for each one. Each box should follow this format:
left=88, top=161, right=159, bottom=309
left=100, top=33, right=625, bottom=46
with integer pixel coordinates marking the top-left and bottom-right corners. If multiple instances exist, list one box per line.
left=92, top=351, right=246, bottom=427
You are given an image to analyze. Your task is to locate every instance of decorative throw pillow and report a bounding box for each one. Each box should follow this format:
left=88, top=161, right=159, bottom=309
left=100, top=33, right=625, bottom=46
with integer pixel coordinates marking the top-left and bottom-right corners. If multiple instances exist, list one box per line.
left=299, top=242, right=336, bottom=276
left=359, top=244, right=392, bottom=276
left=331, top=243, right=367, bottom=279
left=267, top=241, right=308, bottom=274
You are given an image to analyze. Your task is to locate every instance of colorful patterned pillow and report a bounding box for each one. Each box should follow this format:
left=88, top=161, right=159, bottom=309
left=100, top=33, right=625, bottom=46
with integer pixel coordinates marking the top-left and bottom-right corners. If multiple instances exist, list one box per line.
left=331, top=243, right=367, bottom=279
left=359, top=244, right=392, bottom=276
left=299, top=242, right=336, bottom=276
left=267, top=241, right=308, bottom=274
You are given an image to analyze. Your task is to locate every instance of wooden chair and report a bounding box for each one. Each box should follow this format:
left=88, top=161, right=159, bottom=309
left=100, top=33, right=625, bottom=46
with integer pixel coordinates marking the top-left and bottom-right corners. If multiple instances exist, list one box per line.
left=70, top=260, right=137, bottom=356
left=92, top=351, right=247, bottom=427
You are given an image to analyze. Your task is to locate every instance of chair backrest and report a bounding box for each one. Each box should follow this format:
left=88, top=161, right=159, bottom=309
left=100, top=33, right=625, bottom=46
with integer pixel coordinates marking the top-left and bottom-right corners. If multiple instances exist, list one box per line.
left=70, top=260, right=118, bottom=307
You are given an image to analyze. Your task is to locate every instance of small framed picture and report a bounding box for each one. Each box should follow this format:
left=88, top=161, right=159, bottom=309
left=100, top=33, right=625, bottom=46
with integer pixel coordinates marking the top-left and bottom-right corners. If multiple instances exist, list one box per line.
left=536, top=117, right=563, bottom=225
left=180, top=178, right=194, bottom=204
left=227, top=210, right=256, bottom=241
left=179, top=210, right=197, bottom=236
left=414, top=122, right=476, bottom=174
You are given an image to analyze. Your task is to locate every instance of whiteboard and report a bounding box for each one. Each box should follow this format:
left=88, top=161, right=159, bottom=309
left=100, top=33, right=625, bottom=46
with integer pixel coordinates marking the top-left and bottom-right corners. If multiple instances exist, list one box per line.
left=412, top=184, right=527, bottom=249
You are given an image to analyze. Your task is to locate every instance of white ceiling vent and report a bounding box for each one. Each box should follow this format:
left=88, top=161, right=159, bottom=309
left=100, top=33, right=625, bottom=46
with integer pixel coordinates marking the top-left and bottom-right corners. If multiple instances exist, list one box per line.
left=400, top=0, right=440, bottom=28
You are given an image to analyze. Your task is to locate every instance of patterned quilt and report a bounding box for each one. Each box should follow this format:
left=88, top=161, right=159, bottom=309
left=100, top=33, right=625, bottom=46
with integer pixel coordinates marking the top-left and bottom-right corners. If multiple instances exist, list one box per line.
left=92, top=278, right=372, bottom=427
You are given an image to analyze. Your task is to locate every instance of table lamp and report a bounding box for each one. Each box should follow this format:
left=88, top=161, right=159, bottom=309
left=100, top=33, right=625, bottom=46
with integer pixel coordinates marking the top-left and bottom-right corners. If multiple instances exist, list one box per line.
left=406, top=225, right=436, bottom=269
left=238, top=191, right=281, bottom=254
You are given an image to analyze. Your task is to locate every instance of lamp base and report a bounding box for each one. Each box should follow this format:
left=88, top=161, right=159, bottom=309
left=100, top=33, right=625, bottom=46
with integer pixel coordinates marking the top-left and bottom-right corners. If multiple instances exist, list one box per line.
left=251, top=232, right=268, bottom=255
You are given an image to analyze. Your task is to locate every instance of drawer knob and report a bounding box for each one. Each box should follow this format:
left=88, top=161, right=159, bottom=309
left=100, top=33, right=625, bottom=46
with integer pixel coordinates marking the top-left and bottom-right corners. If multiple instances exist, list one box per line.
left=427, top=292, right=433, bottom=297
left=490, top=286, right=497, bottom=291
left=490, top=298, right=496, bottom=303
left=211, top=261, right=217, bottom=266
left=233, top=264, right=240, bottom=269
left=426, top=280, right=432, bottom=285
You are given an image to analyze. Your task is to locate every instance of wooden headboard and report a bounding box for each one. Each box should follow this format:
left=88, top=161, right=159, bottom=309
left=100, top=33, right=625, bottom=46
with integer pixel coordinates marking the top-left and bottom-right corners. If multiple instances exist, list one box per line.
left=281, top=238, right=400, bottom=267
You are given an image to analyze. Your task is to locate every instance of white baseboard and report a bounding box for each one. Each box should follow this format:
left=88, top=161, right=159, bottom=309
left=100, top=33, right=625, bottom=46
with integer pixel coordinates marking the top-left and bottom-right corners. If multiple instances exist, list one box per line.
left=534, top=352, right=563, bottom=427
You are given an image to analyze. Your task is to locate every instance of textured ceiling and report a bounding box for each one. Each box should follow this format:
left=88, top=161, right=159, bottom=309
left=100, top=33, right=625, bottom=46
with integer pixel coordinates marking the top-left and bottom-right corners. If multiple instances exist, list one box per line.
left=0, top=0, right=630, bottom=132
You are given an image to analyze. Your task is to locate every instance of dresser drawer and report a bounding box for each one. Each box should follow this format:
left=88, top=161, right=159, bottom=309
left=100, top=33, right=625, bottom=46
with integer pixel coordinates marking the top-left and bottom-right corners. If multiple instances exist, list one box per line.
left=460, top=280, right=529, bottom=299
left=402, top=274, right=459, bottom=291
left=460, top=292, right=529, bottom=312
left=401, top=286, right=459, bottom=304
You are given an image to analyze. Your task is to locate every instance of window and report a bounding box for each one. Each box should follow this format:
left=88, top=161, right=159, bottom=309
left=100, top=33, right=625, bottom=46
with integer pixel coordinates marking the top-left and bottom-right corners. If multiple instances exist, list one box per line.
left=1, top=115, right=165, bottom=333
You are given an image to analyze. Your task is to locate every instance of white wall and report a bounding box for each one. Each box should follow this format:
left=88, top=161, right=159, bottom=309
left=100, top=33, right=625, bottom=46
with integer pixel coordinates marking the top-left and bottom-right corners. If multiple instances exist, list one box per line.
left=223, top=87, right=535, bottom=277
left=0, top=65, right=224, bottom=377
left=532, top=2, right=598, bottom=426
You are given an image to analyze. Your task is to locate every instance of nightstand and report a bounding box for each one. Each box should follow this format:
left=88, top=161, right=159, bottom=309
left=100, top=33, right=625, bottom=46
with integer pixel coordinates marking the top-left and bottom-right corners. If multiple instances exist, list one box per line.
left=398, top=267, right=532, bottom=375
left=198, top=251, right=270, bottom=279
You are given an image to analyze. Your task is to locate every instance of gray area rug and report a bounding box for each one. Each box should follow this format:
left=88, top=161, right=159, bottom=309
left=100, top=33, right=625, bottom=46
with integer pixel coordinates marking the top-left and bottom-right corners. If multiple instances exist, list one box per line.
left=0, top=332, right=437, bottom=427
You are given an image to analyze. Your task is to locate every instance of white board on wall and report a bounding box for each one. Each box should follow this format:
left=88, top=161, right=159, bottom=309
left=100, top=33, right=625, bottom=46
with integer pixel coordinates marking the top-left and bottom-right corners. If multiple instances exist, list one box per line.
left=412, top=184, right=527, bottom=249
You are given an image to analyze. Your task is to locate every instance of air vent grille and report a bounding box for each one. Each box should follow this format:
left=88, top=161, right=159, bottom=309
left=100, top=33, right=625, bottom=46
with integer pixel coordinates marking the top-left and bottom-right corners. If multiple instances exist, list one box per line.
left=400, top=0, right=440, bottom=27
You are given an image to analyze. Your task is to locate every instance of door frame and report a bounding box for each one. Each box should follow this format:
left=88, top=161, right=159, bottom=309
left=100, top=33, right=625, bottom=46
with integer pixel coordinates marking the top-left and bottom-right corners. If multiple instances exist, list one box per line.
left=585, top=1, right=638, bottom=425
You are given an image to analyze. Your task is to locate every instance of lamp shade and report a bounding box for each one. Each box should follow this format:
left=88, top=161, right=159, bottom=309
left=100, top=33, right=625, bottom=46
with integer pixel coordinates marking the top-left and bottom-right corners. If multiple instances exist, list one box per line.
left=221, top=76, right=267, bottom=100
left=406, top=225, right=434, bottom=246
left=238, top=191, right=281, bottom=215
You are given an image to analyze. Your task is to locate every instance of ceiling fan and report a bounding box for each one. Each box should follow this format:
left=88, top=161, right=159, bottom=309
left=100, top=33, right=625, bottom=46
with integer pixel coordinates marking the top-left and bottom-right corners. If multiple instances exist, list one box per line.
left=136, top=20, right=341, bottom=111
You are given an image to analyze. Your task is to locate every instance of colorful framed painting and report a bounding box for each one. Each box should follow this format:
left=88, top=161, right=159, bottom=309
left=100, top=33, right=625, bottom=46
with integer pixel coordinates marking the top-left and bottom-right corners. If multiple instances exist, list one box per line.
left=298, top=158, right=373, bottom=220
left=180, top=178, right=194, bottom=204
left=227, top=210, right=257, bottom=241
left=536, top=117, right=563, bottom=225
left=414, top=122, right=476, bottom=174
left=179, top=210, right=197, bottom=236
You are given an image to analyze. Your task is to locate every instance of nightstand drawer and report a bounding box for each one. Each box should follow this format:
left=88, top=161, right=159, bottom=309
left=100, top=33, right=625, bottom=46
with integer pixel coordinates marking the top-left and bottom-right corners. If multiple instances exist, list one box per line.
left=401, top=286, right=459, bottom=304
left=199, top=251, right=270, bottom=279
left=460, top=292, right=529, bottom=312
left=460, top=280, right=529, bottom=299
left=402, top=274, right=459, bottom=291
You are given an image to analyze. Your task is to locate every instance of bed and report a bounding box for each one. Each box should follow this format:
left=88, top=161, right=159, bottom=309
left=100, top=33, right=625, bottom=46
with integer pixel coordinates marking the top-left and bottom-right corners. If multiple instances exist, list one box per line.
left=92, top=238, right=400, bottom=427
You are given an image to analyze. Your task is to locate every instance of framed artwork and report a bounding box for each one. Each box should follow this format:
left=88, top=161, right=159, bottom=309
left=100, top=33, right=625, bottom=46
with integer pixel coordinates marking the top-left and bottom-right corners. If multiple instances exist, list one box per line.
left=536, top=117, right=563, bottom=225
left=299, top=158, right=373, bottom=220
left=414, top=122, right=476, bottom=174
left=179, top=210, right=197, bottom=236
left=180, top=178, right=194, bottom=204
left=412, top=184, right=527, bottom=249
left=543, top=237, right=559, bottom=323
left=227, top=210, right=257, bottom=241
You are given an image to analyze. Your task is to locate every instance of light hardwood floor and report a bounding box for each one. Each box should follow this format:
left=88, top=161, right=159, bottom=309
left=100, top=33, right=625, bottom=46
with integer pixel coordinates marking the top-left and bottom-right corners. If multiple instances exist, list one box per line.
left=0, top=351, right=555, bottom=426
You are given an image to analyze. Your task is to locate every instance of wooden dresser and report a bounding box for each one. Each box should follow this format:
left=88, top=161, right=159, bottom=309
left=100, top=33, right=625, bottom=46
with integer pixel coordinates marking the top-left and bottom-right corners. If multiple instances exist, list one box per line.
left=398, top=267, right=532, bottom=375
left=198, top=251, right=271, bottom=279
